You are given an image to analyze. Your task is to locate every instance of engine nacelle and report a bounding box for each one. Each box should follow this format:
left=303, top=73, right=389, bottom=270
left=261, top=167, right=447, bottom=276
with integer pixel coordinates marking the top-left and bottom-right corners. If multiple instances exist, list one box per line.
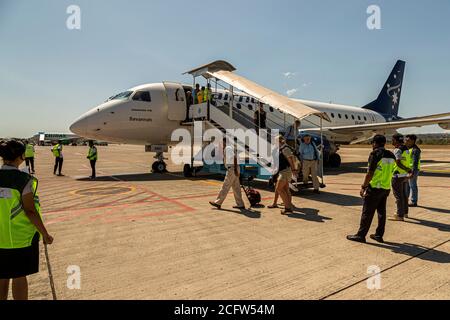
left=438, top=122, right=449, bottom=130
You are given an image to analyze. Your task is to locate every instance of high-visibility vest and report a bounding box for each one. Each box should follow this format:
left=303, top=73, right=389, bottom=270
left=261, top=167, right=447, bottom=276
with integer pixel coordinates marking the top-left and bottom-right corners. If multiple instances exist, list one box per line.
left=52, top=144, right=62, bottom=157
left=394, top=148, right=412, bottom=176
left=369, top=156, right=396, bottom=190
left=0, top=169, right=41, bottom=248
left=197, top=91, right=204, bottom=104
left=203, top=88, right=211, bottom=102
left=87, top=146, right=98, bottom=161
left=25, top=144, right=35, bottom=158
left=409, top=148, right=421, bottom=171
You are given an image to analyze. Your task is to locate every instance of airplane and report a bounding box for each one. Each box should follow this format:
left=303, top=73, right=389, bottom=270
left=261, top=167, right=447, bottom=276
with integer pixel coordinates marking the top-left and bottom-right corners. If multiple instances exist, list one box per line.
left=70, top=60, right=450, bottom=173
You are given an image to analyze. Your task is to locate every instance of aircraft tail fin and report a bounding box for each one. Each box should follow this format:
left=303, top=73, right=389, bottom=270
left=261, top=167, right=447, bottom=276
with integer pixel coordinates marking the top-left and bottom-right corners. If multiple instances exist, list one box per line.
left=363, top=60, right=405, bottom=120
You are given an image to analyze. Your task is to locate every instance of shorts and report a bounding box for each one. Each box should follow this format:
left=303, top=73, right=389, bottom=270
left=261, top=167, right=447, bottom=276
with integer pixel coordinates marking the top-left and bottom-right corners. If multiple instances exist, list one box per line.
left=278, top=168, right=292, bottom=183
left=0, top=232, right=40, bottom=279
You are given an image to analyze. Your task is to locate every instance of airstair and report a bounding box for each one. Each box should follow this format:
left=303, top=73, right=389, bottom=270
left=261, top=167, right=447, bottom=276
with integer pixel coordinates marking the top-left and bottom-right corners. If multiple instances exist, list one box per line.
left=180, top=60, right=329, bottom=189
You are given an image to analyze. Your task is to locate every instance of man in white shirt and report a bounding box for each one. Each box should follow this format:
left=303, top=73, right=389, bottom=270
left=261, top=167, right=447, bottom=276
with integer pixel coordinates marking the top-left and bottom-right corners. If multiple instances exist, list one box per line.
left=209, top=137, right=245, bottom=210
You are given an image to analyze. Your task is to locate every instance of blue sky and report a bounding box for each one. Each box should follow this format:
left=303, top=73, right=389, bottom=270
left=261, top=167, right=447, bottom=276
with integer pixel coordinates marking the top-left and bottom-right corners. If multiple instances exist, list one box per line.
left=1, top=0, right=449, bottom=137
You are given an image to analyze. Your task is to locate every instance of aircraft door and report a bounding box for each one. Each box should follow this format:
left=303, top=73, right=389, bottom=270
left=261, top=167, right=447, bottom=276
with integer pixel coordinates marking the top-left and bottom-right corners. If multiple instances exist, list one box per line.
left=163, top=82, right=187, bottom=121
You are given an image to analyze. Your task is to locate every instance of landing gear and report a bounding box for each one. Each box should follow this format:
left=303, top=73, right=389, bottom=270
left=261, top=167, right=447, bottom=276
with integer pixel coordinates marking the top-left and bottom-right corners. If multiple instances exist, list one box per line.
left=151, top=152, right=168, bottom=173
left=328, top=153, right=341, bottom=168
left=183, top=164, right=193, bottom=177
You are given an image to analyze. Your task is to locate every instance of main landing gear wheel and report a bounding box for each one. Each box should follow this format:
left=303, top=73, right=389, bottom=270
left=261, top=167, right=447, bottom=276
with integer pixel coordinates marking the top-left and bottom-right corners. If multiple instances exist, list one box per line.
left=328, top=153, right=341, bottom=168
left=183, top=164, right=193, bottom=177
left=152, top=161, right=167, bottom=173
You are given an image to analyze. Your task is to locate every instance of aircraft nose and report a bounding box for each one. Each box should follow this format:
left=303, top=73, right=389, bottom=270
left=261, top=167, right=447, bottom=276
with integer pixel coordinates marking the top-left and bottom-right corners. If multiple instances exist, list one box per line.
left=70, top=115, right=89, bottom=136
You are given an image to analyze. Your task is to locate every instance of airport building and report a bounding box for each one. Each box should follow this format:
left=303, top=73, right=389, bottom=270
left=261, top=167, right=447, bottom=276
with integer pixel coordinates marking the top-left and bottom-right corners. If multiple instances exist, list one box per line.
left=30, top=132, right=81, bottom=145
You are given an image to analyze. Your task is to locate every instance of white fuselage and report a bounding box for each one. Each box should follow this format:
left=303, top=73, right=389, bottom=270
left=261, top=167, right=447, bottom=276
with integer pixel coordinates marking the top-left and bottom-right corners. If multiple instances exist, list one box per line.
left=70, top=82, right=386, bottom=146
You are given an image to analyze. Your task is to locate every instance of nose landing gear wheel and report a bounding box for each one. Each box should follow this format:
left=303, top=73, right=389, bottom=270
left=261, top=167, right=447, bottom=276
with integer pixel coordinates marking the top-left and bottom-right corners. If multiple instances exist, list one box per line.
left=152, top=161, right=167, bottom=173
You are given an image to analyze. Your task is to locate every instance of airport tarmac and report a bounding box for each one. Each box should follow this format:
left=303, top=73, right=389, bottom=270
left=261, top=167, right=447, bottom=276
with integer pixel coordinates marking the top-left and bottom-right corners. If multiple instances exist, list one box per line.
left=22, top=144, right=450, bottom=300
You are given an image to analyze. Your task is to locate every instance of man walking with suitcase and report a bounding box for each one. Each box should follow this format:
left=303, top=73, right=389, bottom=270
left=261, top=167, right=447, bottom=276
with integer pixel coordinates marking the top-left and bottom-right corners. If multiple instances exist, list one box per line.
left=209, top=137, right=245, bottom=210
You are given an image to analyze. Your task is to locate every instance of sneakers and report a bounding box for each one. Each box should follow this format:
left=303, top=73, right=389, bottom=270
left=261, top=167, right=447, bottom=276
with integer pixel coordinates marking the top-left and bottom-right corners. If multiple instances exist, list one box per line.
left=209, top=201, right=221, bottom=209
left=389, top=214, right=404, bottom=221
left=370, top=234, right=384, bottom=243
left=408, top=203, right=418, bottom=207
left=346, top=235, right=366, bottom=243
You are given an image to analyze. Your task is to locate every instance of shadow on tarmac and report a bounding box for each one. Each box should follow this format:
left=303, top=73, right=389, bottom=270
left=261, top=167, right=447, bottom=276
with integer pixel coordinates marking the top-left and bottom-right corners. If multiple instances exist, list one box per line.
left=284, top=207, right=332, bottom=223
left=210, top=207, right=262, bottom=219
left=418, top=206, right=450, bottom=215
left=405, top=217, right=450, bottom=232
left=368, top=241, right=450, bottom=264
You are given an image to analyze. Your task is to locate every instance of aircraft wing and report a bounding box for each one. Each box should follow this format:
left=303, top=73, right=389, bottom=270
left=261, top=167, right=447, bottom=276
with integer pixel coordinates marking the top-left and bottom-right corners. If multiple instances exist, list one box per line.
left=323, top=114, right=450, bottom=134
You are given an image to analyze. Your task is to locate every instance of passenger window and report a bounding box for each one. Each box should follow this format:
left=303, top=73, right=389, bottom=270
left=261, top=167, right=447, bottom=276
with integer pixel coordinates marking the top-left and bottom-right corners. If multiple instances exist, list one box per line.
left=236, top=103, right=241, bottom=109
left=246, top=97, right=250, bottom=103
left=331, top=113, right=335, bottom=118
left=345, top=114, right=348, bottom=119
left=251, top=98, right=255, bottom=103
left=218, top=93, right=223, bottom=100
left=351, top=115, right=355, bottom=120
left=239, top=96, right=243, bottom=102
left=133, top=91, right=151, bottom=102
left=338, top=114, right=342, bottom=119
left=358, top=115, right=361, bottom=120
left=364, top=116, right=367, bottom=121
left=248, top=105, right=253, bottom=111
left=269, top=107, right=274, bottom=112
left=224, top=94, right=229, bottom=100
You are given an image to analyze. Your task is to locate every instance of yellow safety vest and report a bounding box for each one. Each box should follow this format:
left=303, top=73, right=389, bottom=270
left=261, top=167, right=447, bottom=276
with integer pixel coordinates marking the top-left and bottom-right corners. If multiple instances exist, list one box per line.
left=394, top=148, right=412, bottom=175
left=87, top=146, right=98, bottom=161
left=0, top=170, right=41, bottom=248
left=197, top=91, right=204, bottom=104
left=25, top=144, right=35, bottom=158
left=370, top=157, right=396, bottom=190
left=52, top=144, right=62, bottom=157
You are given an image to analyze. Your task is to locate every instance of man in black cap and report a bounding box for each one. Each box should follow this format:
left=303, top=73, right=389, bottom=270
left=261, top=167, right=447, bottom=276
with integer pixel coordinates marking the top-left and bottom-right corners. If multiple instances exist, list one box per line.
left=347, top=135, right=396, bottom=243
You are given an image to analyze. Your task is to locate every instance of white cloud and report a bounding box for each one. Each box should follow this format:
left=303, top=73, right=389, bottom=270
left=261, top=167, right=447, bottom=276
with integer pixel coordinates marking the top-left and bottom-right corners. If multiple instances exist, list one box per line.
left=283, top=72, right=296, bottom=78
left=286, top=88, right=299, bottom=97
left=302, top=82, right=312, bottom=87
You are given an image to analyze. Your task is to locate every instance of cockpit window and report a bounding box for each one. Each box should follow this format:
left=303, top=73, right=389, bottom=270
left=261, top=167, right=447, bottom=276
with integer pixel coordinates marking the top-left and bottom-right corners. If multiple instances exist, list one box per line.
left=109, top=91, right=133, bottom=100
left=132, top=91, right=151, bottom=102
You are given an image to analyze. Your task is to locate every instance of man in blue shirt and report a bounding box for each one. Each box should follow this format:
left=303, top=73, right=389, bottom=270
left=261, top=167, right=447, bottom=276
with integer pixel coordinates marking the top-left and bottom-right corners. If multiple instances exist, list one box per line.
left=284, top=119, right=301, bottom=149
left=299, top=134, right=321, bottom=193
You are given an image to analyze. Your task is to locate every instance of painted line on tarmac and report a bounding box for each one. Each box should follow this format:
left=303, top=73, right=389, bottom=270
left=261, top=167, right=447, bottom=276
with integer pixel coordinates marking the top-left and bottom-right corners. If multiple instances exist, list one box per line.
left=319, top=238, right=450, bottom=300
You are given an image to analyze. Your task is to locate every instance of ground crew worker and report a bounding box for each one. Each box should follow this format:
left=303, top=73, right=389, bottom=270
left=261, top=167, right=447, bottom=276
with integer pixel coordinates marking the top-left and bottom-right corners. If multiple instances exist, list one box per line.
left=87, top=141, right=98, bottom=179
left=51, top=140, right=63, bottom=176
left=197, top=86, right=205, bottom=105
left=192, top=83, right=200, bottom=105
left=204, top=83, right=212, bottom=103
left=0, top=139, right=53, bottom=300
left=284, top=119, right=301, bottom=149
left=24, top=140, right=35, bottom=174
left=268, top=136, right=298, bottom=214
left=209, top=137, right=245, bottom=210
left=347, top=135, right=396, bottom=243
left=299, top=134, right=321, bottom=194
left=390, top=133, right=412, bottom=221
left=405, top=134, right=421, bottom=207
